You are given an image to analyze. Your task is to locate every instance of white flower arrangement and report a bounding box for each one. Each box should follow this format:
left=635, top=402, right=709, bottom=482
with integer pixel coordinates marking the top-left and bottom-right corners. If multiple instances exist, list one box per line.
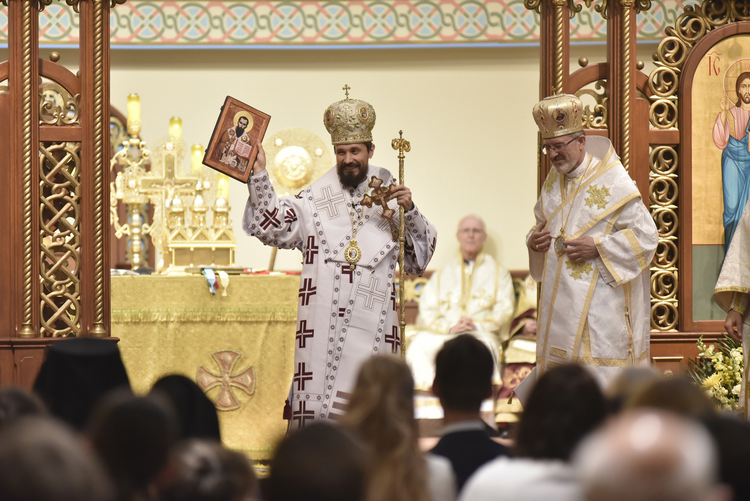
left=689, top=335, right=743, bottom=411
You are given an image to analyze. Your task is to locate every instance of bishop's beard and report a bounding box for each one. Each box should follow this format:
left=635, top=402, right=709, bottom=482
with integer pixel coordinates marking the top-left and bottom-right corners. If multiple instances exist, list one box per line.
left=235, top=125, right=246, bottom=137
left=337, top=161, right=368, bottom=188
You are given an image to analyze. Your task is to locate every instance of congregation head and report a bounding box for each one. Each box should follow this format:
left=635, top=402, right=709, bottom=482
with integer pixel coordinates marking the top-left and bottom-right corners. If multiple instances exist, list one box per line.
left=157, top=439, right=257, bottom=501
left=515, top=363, right=607, bottom=462
left=625, top=375, right=716, bottom=418
left=265, top=423, right=366, bottom=501
left=0, top=386, right=46, bottom=430
left=574, top=410, right=729, bottom=501
left=0, top=416, right=114, bottom=501
left=88, top=390, right=179, bottom=501
left=433, top=334, right=493, bottom=414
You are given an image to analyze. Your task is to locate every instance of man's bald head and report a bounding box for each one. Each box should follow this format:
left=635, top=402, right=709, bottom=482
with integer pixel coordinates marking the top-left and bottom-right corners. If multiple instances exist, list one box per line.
left=456, top=215, right=486, bottom=262
left=574, top=411, right=728, bottom=501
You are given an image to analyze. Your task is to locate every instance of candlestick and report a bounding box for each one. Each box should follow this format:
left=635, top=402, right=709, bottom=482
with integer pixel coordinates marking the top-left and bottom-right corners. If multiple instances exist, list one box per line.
left=169, top=117, right=182, bottom=140
left=191, top=144, right=204, bottom=175
left=127, top=93, right=141, bottom=135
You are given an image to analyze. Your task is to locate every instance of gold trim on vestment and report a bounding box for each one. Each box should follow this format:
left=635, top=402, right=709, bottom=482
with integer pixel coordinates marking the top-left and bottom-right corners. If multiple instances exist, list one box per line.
left=572, top=355, right=631, bottom=367
left=543, top=150, right=618, bottom=230
left=715, top=286, right=750, bottom=294
left=547, top=360, right=564, bottom=369
left=623, top=229, right=648, bottom=272
left=624, top=281, right=634, bottom=363
left=731, top=292, right=747, bottom=315
left=595, top=237, right=622, bottom=285
left=729, top=112, right=736, bottom=140
left=571, top=264, right=600, bottom=359
left=549, top=346, right=567, bottom=359
left=571, top=192, right=641, bottom=239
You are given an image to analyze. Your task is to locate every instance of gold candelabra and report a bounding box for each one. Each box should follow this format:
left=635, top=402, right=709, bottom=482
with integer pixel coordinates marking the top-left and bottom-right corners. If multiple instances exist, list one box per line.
left=110, top=94, right=236, bottom=274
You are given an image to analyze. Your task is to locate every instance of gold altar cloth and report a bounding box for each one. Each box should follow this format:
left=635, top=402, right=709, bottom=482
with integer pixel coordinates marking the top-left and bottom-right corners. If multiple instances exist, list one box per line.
left=111, top=274, right=299, bottom=460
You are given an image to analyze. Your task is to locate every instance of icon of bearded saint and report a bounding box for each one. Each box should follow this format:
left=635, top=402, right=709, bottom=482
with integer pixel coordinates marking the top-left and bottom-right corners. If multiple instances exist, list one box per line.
left=218, top=111, right=254, bottom=173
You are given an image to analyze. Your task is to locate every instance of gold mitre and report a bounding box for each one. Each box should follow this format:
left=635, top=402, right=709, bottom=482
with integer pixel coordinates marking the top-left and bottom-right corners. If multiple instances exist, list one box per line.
left=323, top=85, right=376, bottom=145
left=532, top=94, right=584, bottom=139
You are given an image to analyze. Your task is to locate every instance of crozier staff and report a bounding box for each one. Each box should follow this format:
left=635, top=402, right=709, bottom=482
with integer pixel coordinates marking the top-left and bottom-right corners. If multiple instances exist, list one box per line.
left=242, top=86, right=437, bottom=428
left=526, top=94, right=657, bottom=386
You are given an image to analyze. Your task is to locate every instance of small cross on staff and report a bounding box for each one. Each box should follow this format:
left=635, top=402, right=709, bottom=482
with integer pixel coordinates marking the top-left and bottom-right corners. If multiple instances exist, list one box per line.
left=343, top=84, right=351, bottom=99
left=391, top=130, right=411, bottom=360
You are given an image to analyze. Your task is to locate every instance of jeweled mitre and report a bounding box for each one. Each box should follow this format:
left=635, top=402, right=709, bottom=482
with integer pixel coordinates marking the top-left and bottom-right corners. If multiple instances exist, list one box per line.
left=323, top=92, right=376, bottom=145
left=532, top=94, right=584, bottom=139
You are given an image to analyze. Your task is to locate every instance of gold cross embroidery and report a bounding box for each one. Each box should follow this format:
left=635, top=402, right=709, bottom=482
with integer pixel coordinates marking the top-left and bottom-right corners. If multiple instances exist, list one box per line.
left=584, top=184, right=610, bottom=210
left=566, top=260, right=593, bottom=280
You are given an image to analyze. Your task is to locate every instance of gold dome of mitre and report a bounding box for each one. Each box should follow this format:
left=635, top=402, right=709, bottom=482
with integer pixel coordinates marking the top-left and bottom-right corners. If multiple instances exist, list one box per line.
left=532, top=94, right=584, bottom=139
left=323, top=85, right=376, bottom=145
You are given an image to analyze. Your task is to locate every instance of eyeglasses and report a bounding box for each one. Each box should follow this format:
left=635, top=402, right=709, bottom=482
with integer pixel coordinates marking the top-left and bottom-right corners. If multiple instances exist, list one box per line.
left=458, top=228, right=485, bottom=235
left=540, top=136, right=580, bottom=155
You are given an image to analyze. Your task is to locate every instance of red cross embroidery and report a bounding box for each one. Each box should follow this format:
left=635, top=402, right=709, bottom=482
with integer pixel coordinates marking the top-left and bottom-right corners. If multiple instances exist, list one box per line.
left=293, top=362, right=313, bottom=391
left=304, top=236, right=318, bottom=264
left=391, top=283, right=397, bottom=311
left=197, top=350, right=255, bottom=411
left=385, top=326, right=401, bottom=354
left=296, top=320, right=314, bottom=348
left=260, top=207, right=281, bottom=230
left=342, top=264, right=354, bottom=283
left=292, top=401, right=315, bottom=428
left=284, top=208, right=298, bottom=232
left=299, top=278, right=317, bottom=306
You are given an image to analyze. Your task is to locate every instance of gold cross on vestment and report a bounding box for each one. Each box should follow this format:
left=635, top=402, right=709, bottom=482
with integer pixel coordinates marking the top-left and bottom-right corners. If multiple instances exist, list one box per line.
left=343, top=84, right=351, bottom=98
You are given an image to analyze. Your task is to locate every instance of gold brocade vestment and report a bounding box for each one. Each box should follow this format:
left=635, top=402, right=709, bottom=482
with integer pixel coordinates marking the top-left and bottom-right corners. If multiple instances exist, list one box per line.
left=529, top=136, right=658, bottom=386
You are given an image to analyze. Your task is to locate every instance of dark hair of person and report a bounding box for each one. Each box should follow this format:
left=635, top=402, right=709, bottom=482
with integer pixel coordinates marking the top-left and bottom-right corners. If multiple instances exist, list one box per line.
left=737, top=72, right=750, bottom=106
left=150, top=375, right=221, bottom=441
left=0, top=387, right=46, bottom=430
left=434, top=334, right=493, bottom=413
left=88, top=390, right=179, bottom=501
left=265, top=423, right=366, bottom=501
left=515, top=363, right=607, bottom=461
left=364, top=141, right=373, bottom=152
left=626, top=376, right=716, bottom=418
left=0, top=416, right=114, bottom=501
left=701, top=413, right=750, bottom=501
left=158, top=439, right=257, bottom=501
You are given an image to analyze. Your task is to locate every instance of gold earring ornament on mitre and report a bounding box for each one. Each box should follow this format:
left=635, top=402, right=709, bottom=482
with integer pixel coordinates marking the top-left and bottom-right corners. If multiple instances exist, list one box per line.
left=532, top=94, right=584, bottom=139
left=323, top=84, right=377, bottom=145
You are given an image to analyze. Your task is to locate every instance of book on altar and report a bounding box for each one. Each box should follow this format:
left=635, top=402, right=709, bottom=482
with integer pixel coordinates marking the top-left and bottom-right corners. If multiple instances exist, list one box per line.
left=204, top=96, right=271, bottom=183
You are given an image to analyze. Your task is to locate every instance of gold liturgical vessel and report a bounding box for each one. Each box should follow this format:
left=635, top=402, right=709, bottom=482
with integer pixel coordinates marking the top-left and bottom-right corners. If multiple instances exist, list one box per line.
left=110, top=94, right=236, bottom=274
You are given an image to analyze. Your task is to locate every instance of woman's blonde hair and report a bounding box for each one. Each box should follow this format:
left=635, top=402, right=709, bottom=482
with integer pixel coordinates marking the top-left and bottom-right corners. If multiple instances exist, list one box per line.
left=341, top=356, right=428, bottom=501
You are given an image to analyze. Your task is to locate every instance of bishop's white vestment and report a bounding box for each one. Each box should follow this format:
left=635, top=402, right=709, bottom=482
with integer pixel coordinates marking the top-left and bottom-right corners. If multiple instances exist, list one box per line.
left=406, top=253, right=515, bottom=390
left=529, top=136, right=657, bottom=387
left=714, top=195, right=750, bottom=418
left=243, top=165, right=436, bottom=428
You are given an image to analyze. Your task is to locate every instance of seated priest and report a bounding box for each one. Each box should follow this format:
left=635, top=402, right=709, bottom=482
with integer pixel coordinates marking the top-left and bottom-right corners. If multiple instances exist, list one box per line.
left=406, top=215, right=515, bottom=402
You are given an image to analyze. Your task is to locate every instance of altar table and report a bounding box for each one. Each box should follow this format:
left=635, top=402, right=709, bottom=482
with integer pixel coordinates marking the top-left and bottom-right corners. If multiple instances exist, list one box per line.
left=111, top=274, right=299, bottom=461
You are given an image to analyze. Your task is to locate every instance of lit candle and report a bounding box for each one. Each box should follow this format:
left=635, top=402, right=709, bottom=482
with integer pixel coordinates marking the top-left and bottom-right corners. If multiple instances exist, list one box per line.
left=191, top=144, right=204, bottom=174
left=126, top=93, right=140, bottom=130
left=217, top=174, right=229, bottom=200
left=169, top=117, right=182, bottom=140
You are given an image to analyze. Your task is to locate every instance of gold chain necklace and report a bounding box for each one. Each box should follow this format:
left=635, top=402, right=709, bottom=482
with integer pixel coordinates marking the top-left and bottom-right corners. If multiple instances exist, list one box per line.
left=554, top=159, right=591, bottom=256
left=345, top=201, right=363, bottom=265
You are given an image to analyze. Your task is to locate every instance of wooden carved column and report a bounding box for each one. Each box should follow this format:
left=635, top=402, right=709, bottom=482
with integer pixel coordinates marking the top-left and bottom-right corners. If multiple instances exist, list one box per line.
left=80, top=0, right=112, bottom=337
left=9, top=0, right=40, bottom=338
